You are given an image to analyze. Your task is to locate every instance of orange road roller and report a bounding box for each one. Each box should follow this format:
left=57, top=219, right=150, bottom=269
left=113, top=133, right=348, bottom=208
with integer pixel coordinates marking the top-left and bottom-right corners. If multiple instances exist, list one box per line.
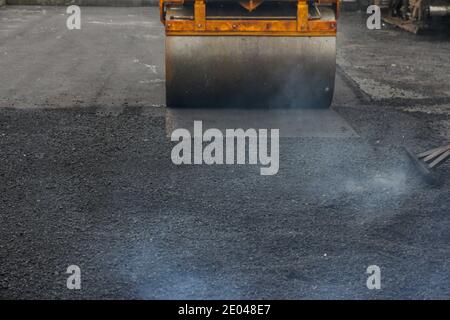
left=160, top=0, right=339, bottom=108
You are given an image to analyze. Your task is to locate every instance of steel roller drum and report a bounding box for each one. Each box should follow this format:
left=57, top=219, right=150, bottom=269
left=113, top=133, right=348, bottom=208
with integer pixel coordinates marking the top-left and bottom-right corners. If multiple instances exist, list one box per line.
left=165, top=9, right=336, bottom=109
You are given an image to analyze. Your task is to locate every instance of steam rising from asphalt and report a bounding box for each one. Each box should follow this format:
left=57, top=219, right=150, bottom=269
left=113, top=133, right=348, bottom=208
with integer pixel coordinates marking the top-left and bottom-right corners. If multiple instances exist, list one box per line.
left=345, top=171, right=407, bottom=196
left=117, top=242, right=242, bottom=299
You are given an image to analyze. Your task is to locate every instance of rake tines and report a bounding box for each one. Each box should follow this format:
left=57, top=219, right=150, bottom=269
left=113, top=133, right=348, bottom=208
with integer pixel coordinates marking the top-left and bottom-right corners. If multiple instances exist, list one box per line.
left=417, top=144, right=450, bottom=169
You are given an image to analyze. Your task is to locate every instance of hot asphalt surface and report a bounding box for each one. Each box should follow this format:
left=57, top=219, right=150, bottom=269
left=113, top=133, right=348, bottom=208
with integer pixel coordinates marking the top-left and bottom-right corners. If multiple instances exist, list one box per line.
left=0, top=7, right=449, bottom=299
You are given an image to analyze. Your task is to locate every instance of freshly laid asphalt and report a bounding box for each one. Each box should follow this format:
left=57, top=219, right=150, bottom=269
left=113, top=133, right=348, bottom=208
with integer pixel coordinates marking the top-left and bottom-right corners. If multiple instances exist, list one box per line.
left=0, top=7, right=449, bottom=299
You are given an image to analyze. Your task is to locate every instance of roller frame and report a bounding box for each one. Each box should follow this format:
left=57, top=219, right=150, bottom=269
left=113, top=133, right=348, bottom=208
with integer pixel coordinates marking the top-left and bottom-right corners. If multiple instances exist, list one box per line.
left=160, top=0, right=338, bottom=36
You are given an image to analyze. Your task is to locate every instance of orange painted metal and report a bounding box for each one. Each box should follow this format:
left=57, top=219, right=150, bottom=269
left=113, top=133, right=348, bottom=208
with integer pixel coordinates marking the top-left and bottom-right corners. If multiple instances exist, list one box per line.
left=194, top=0, right=206, bottom=30
left=165, top=20, right=336, bottom=36
left=297, top=0, right=308, bottom=31
left=239, top=0, right=264, bottom=11
left=161, top=0, right=338, bottom=36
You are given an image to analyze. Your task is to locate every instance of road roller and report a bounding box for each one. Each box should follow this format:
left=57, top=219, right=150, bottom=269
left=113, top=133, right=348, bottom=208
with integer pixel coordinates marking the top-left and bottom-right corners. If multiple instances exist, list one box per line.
left=376, top=0, right=450, bottom=33
left=159, top=0, right=339, bottom=108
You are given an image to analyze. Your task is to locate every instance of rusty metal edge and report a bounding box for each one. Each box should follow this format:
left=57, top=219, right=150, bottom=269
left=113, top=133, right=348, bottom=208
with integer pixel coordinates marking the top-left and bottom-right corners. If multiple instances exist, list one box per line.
left=402, top=146, right=438, bottom=186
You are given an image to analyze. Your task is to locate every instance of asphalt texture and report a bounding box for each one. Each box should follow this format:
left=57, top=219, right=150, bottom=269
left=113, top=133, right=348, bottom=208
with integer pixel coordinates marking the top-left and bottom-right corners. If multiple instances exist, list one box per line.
left=0, top=7, right=449, bottom=299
